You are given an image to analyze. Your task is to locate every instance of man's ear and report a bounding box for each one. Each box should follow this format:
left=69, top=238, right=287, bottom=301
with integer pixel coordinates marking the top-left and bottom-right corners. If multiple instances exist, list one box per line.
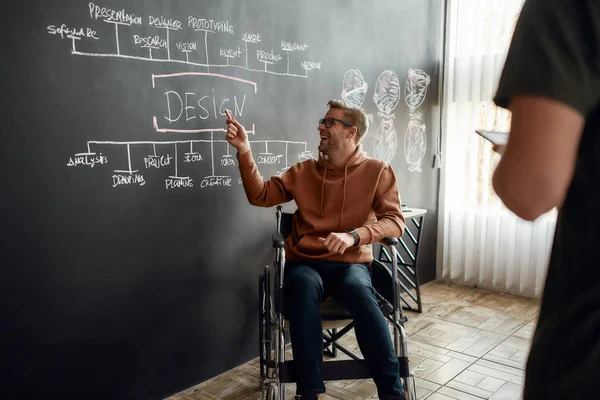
left=348, top=126, right=357, bottom=140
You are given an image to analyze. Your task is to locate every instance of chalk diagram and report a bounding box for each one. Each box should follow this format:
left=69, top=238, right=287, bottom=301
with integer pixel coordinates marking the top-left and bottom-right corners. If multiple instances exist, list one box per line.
left=340, top=68, right=373, bottom=129
left=403, top=69, right=430, bottom=172
left=372, top=70, right=401, bottom=164
left=337, top=67, right=431, bottom=169
left=341, top=69, right=368, bottom=107
left=405, top=69, right=430, bottom=112
left=52, top=3, right=322, bottom=189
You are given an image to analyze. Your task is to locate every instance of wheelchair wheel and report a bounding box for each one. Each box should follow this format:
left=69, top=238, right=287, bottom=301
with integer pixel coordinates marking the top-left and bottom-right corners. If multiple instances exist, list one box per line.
left=262, top=382, right=277, bottom=400
left=259, top=266, right=275, bottom=378
left=403, top=374, right=417, bottom=400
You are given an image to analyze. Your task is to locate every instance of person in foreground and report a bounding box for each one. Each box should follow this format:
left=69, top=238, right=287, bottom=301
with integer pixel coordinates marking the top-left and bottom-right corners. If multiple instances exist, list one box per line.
left=491, top=0, right=600, bottom=398
left=225, top=100, right=406, bottom=400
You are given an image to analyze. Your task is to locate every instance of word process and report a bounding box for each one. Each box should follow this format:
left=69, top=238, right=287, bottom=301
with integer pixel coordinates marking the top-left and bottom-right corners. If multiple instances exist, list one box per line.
left=46, top=2, right=323, bottom=79
left=66, top=136, right=314, bottom=190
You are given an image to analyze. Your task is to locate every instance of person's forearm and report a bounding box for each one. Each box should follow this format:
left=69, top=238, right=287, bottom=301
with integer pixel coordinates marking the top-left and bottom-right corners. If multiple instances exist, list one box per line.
left=237, top=148, right=291, bottom=207
left=237, top=148, right=265, bottom=204
left=354, top=215, right=405, bottom=245
left=237, top=142, right=250, bottom=155
left=492, top=160, right=558, bottom=221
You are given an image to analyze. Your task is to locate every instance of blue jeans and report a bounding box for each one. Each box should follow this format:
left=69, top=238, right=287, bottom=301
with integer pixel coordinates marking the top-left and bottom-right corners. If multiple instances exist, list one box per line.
left=283, top=261, right=405, bottom=399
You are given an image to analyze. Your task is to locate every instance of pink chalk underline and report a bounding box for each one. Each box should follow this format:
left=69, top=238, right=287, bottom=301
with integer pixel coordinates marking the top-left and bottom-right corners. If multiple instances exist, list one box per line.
left=153, top=116, right=255, bottom=134
left=152, top=72, right=258, bottom=94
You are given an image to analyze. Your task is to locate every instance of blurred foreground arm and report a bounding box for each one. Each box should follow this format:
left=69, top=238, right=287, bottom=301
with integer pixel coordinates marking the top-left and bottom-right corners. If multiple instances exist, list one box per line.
left=491, top=0, right=599, bottom=221
left=492, top=96, right=584, bottom=221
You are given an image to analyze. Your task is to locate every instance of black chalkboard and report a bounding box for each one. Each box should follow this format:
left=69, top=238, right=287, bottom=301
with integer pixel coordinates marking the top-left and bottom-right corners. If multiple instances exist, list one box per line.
left=1, top=1, right=443, bottom=398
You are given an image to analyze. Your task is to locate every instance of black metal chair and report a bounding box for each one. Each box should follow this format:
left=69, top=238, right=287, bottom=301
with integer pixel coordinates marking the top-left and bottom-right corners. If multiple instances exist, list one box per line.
left=258, top=206, right=416, bottom=399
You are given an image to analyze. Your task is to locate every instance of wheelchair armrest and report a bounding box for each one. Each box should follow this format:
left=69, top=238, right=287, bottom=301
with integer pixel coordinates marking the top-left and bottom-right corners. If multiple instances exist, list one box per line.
left=383, top=237, right=399, bottom=246
left=275, top=206, right=283, bottom=234
left=272, top=233, right=285, bottom=248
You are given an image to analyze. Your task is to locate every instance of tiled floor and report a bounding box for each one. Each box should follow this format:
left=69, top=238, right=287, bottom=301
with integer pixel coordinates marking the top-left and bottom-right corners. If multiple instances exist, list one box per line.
left=166, top=281, right=540, bottom=400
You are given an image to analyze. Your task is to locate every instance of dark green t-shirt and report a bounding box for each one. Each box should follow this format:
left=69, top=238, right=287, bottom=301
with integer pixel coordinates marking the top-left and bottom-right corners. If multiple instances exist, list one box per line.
left=494, top=0, right=600, bottom=398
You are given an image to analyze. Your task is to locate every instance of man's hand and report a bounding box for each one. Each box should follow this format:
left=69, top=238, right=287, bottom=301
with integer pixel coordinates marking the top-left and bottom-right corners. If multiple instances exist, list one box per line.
left=224, top=109, right=250, bottom=154
left=318, top=232, right=355, bottom=254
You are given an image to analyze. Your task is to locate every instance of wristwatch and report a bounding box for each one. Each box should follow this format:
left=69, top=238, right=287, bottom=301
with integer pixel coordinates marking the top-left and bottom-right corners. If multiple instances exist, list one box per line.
left=350, top=230, right=360, bottom=246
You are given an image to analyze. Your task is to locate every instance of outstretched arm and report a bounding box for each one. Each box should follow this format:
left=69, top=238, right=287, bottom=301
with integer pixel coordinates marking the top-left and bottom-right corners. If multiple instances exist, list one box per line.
left=225, top=111, right=293, bottom=207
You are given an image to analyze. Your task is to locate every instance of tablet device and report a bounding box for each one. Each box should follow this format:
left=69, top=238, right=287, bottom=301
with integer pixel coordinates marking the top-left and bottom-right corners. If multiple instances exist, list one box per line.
left=475, top=130, right=509, bottom=145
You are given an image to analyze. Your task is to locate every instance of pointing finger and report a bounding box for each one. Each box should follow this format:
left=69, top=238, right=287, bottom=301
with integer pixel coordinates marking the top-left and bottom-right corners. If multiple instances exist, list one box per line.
left=224, top=109, right=241, bottom=127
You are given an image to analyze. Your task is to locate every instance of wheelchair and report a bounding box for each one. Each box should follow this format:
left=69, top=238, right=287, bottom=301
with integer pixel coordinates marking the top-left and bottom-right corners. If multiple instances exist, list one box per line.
left=258, top=206, right=416, bottom=399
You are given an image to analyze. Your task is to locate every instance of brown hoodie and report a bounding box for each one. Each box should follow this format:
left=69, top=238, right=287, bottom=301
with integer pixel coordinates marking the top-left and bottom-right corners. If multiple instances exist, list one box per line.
left=237, top=145, right=406, bottom=264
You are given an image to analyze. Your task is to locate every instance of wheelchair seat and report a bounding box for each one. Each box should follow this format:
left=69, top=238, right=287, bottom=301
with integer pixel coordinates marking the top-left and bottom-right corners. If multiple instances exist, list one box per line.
left=283, top=297, right=353, bottom=332
left=318, top=297, right=353, bottom=321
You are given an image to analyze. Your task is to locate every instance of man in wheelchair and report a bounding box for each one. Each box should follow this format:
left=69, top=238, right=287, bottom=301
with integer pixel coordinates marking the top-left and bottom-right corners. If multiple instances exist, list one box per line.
left=225, top=100, right=407, bottom=400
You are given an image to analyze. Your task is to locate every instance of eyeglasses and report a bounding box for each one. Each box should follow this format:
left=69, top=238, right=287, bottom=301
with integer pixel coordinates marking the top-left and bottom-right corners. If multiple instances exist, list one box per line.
left=318, top=117, right=354, bottom=128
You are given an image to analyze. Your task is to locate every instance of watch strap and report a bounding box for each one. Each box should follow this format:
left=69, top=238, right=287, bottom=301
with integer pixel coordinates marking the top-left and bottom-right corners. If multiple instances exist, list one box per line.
left=351, top=230, right=360, bottom=246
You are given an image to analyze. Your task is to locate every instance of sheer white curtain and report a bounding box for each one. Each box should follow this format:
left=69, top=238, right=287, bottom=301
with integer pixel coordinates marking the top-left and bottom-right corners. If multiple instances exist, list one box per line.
left=438, top=0, right=556, bottom=298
